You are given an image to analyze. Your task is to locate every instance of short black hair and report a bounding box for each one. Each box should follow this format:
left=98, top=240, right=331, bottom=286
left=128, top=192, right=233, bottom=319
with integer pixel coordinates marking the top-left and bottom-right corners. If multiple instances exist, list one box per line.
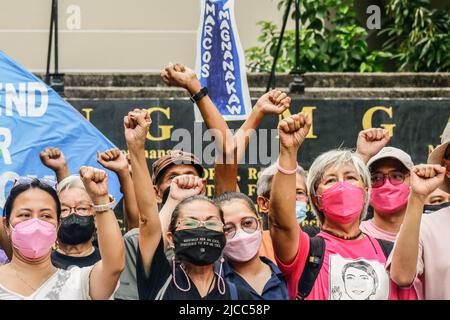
left=3, top=179, right=61, bottom=223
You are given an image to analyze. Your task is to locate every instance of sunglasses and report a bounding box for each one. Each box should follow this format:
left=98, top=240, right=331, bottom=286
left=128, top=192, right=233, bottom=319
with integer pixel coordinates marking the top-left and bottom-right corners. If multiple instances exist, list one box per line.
left=13, top=177, right=58, bottom=190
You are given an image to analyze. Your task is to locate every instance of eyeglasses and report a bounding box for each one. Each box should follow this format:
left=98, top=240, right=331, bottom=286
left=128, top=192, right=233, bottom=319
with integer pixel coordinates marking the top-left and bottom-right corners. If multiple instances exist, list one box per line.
left=13, top=177, right=57, bottom=190
left=61, top=205, right=94, bottom=218
left=223, top=216, right=260, bottom=239
left=176, top=217, right=224, bottom=232
left=371, top=171, right=407, bottom=188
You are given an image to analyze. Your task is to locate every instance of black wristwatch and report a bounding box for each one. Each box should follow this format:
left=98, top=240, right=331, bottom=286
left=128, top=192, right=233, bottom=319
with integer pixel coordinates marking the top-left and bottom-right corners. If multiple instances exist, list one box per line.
left=190, top=87, right=208, bottom=104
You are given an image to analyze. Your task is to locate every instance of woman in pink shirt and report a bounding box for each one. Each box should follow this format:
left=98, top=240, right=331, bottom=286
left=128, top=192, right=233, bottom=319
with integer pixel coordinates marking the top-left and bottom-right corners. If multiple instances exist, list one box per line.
left=269, top=112, right=403, bottom=300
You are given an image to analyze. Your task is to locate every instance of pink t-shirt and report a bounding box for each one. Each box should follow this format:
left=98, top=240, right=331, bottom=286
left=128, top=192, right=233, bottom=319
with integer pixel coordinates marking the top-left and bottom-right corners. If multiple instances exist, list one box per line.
left=275, top=229, right=400, bottom=300
left=387, top=206, right=450, bottom=300
left=360, top=219, right=397, bottom=242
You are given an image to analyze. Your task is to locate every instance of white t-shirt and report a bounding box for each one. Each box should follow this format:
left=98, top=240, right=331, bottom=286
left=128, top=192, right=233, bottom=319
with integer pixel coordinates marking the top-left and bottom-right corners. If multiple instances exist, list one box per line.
left=0, top=266, right=93, bottom=300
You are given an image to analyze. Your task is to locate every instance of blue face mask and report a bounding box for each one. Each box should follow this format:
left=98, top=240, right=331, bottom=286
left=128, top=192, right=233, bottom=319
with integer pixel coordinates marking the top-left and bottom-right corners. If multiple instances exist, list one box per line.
left=296, top=201, right=308, bottom=223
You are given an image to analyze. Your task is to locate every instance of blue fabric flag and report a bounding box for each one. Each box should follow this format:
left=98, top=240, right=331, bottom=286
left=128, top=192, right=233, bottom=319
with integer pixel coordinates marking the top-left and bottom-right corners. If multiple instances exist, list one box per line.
left=195, top=0, right=252, bottom=121
left=0, top=51, right=122, bottom=214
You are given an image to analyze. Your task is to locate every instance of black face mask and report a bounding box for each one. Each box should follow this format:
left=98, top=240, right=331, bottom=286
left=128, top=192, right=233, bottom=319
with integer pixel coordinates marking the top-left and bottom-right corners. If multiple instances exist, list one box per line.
left=58, top=214, right=95, bottom=245
left=173, top=227, right=226, bottom=266
left=157, top=187, right=171, bottom=212
left=424, top=202, right=450, bottom=214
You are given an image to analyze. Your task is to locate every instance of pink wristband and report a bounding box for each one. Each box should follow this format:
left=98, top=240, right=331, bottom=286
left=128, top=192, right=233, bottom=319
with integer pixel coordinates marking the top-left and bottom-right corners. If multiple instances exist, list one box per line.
left=276, top=160, right=298, bottom=175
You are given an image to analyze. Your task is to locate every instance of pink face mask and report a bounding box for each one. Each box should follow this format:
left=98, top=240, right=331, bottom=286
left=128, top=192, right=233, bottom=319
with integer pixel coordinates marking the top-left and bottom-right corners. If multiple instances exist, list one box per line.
left=371, top=180, right=409, bottom=214
left=320, top=181, right=365, bottom=225
left=11, top=218, right=57, bottom=260
left=223, top=229, right=262, bottom=262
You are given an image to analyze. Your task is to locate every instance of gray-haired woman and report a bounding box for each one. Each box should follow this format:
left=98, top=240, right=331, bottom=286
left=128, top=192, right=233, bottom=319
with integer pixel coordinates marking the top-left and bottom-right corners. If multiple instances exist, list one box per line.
left=269, top=112, right=404, bottom=300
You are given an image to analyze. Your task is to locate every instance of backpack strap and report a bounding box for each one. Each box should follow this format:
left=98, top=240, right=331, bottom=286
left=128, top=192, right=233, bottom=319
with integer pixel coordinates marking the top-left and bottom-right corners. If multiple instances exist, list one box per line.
left=297, top=235, right=326, bottom=300
left=375, top=238, right=394, bottom=258
left=155, top=275, right=172, bottom=300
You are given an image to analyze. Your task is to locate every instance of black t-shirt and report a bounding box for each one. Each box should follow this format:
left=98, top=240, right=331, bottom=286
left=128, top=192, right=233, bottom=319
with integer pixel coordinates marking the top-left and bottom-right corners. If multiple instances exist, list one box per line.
left=136, top=237, right=253, bottom=300
left=51, top=247, right=101, bottom=270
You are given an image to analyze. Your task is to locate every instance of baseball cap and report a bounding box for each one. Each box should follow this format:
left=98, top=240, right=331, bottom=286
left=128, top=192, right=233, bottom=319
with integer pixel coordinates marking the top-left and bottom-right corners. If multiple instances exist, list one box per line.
left=367, top=147, right=414, bottom=171
left=151, top=150, right=204, bottom=185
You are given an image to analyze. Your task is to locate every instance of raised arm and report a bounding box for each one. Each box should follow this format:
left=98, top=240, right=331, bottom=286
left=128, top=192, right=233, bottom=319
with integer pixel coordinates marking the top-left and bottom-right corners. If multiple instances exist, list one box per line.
left=39, top=147, right=71, bottom=182
left=159, top=175, right=204, bottom=249
left=390, top=164, right=446, bottom=287
left=80, top=166, right=125, bottom=300
left=124, top=109, right=161, bottom=276
left=97, top=148, right=140, bottom=231
left=270, top=112, right=311, bottom=264
left=355, top=128, right=390, bottom=164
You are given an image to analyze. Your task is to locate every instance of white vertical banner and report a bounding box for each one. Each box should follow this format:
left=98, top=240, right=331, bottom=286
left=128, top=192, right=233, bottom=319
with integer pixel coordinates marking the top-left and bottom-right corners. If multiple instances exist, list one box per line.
left=195, top=0, right=252, bottom=121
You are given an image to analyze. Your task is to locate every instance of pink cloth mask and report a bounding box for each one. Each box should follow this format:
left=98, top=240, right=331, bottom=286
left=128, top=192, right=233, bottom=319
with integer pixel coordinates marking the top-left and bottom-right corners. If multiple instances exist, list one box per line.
left=11, top=218, right=57, bottom=260
left=223, top=229, right=262, bottom=262
left=371, top=180, right=410, bottom=214
left=320, top=181, right=365, bottom=225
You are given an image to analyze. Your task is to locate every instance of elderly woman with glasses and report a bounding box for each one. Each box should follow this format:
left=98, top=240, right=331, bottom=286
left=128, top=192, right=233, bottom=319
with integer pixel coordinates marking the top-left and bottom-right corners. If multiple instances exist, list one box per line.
left=269, top=112, right=404, bottom=300
left=125, top=109, right=252, bottom=300
left=51, top=175, right=102, bottom=269
left=215, top=192, right=289, bottom=300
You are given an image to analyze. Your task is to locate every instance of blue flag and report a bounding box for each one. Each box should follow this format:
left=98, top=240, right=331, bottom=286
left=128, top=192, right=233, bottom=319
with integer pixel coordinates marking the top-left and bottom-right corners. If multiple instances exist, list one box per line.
left=0, top=51, right=122, bottom=214
left=195, top=0, right=252, bottom=121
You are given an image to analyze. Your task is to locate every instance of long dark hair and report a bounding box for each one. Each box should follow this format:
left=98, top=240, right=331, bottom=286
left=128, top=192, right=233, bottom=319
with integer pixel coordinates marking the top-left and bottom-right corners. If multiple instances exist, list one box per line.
left=3, top=179, right=61, bottom=223
left=168, top=195, right=224, bottom=234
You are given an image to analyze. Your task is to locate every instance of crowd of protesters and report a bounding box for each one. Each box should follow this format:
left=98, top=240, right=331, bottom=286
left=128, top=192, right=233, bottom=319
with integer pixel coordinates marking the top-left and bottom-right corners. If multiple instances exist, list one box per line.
left=0, top=63, right=448, bottom=300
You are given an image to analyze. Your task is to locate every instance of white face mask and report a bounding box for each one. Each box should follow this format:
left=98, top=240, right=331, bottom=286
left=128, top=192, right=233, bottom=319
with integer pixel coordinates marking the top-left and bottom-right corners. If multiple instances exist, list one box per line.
left=296, top=201, right=308, bottom=223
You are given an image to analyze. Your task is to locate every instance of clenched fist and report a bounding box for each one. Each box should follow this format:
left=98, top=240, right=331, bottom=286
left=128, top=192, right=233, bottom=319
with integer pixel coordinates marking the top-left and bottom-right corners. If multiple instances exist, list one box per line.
left=80, top=166, right=109, bottom=203
left=40, top=147, right=67, bottom=172
left=410, top=164, right=446, bottom=199
left=356, top=128, right=390, bottom=163
left=160, top=63, right=199, bottom=94
left=255, top=90, right=291, bottom=116
left=278, top=112, right=311, bottom=152
left=169, top=175, right=205, bottom=202
left=97, top=148, right=128, bottom=176
left=124, top=108, right=151, bottom=148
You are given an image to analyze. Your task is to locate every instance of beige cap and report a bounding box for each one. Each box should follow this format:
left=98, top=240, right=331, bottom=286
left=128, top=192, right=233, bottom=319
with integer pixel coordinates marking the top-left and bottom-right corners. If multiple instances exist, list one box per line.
left=427, top=122, right=450, bottom=192
left=151, top=150, right=204, bottom=185
left=367, top=147, right=414, bottom=171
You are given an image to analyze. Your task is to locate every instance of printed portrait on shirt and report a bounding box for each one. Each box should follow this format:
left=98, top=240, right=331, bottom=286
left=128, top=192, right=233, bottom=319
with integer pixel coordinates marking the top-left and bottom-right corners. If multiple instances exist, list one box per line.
left=329, top=254, right=390, bottom=300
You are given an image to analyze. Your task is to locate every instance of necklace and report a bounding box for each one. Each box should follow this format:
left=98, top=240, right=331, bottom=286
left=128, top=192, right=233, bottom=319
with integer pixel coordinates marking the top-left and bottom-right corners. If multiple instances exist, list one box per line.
left=206, top=273, right=215, bottom=294
left=10, top=265, right=56, bottom=293
left=321, top=228, right=362, bottom=240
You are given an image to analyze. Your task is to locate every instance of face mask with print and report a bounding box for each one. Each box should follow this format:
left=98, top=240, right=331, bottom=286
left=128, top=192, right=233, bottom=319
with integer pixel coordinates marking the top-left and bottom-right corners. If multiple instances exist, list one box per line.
left=11, top=218, right=57, bottom=260
left=423, top=201, right=450, bottom=214
left=173, top=227, right=226, bottom=266
left=58, top=214, right=95, bottom=245
left=370, top=180, right=409, bottom=214
left=296, top=201, right=308, bottom=223
left=223, top=229, right=262, bottom=262
left=320, top=181, right=365, bottom=225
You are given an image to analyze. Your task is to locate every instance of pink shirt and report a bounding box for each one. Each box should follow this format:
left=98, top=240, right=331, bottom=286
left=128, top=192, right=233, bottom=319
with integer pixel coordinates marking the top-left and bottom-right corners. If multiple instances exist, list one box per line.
left=388, top=206, right=450, bottom=300
left=360, top=219, right=397, bottom=242
left=275, top=229, right=400, bottom=300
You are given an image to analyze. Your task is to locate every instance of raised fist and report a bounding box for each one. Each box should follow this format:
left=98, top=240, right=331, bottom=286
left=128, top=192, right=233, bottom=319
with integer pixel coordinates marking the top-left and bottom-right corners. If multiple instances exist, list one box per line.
left=255, top=90, right=291, bottom=116
left=40, top=147, right=67, bottom=172
left=356, top=128, right=390, bottom=163
left=410, top=164, right=446, bottom=199
left=169, top=175, right=205, bottom=202
left=160, top=63, right=198, bottom=91
left=97, top=148, right=128, bottom=175
left=278, top=112, right=311, bottom=151
left=124, top=108, right=151, bottom=147
left=80, top=166, right=109, bottom=202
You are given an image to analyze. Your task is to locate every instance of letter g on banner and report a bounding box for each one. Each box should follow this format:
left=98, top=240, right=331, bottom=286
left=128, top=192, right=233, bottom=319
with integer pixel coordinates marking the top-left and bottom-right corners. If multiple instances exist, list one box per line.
left=195, top=0, right=252, bottom=122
